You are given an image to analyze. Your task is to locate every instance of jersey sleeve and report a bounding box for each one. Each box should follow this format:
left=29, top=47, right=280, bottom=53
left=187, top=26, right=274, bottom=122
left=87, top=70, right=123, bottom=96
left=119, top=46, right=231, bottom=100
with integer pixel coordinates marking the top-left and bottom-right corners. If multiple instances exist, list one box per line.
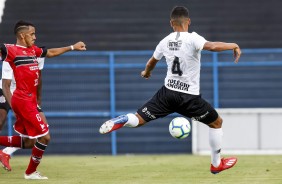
left=153, top=41, right=164, bottom=60
left=34, top=45, right=47, bottom=58
left=2, top=61, right=13, bottom=80
left=37, top=57, right=45, bottom=70
left=191, top=32, right=207, bottom=51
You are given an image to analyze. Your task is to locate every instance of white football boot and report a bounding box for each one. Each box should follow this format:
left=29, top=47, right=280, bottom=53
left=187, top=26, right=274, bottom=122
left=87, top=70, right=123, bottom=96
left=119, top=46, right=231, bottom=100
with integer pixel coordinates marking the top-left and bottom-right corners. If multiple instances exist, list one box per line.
left=24, top=171, right=48, bottom=179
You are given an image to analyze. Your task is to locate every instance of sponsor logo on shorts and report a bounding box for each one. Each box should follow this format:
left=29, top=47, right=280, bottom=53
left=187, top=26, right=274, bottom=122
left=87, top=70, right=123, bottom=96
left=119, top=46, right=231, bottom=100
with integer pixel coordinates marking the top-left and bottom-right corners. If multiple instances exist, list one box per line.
left=40, top=124, right=46, bottom=131
left=142, top=107, right=156, bottom=120
left=193, top=111, right=209, bottom=121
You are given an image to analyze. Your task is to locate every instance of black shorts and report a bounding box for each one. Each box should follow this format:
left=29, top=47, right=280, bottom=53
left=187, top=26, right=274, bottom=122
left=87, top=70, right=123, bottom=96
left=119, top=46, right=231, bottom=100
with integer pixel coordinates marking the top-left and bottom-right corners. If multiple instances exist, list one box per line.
left=37, top=104, right=43, bottom=112
left=0, top=88, right=11, bottom=112
left=137, top=86, right=218, bottom=125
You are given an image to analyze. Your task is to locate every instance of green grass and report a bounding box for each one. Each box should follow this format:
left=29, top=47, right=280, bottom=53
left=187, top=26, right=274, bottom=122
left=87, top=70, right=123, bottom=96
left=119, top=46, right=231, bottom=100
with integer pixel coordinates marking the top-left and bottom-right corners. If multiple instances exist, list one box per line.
left=0, top=155, right=281, bottom=184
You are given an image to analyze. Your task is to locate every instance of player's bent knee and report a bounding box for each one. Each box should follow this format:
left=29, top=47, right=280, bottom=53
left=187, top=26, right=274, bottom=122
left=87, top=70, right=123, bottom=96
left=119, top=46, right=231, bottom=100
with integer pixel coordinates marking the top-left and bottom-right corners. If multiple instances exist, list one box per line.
left=135, top=113, right=146, bottom=126
left=38, top=133, right=51, bottom=145
left=208, top=116, right=223, bottom=128
left=23, top=138, right=36, bottom=148
left=44, top=134, right=51, bottom=144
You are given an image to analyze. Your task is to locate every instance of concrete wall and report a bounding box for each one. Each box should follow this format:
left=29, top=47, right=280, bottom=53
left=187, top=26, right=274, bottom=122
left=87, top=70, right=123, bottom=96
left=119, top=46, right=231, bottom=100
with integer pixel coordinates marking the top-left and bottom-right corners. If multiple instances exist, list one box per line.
left=192, top=108, right=282, bottom=155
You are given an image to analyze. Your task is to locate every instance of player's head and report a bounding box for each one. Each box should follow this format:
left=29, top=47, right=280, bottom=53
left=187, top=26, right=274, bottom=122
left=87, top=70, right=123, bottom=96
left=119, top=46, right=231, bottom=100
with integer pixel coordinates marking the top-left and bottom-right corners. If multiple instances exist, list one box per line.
left=14, top=20, right=36, bottom=47
left=14, top=20, right=35, bottom=35
left=170, top=6, right=190, bottom=29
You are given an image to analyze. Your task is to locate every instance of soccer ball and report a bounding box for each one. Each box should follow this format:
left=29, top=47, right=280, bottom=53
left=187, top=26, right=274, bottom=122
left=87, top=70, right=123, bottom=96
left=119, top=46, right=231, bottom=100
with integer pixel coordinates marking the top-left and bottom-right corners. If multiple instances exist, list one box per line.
left=169, top=117, right=191, bottom=139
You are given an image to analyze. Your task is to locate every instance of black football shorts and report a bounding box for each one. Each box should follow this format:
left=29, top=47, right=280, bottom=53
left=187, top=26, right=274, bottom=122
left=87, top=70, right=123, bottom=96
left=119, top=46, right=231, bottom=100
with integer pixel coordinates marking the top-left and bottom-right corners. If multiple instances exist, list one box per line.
left=137, top=86, right=218, bottom=125
left=0, top=88, right=11, bottom=112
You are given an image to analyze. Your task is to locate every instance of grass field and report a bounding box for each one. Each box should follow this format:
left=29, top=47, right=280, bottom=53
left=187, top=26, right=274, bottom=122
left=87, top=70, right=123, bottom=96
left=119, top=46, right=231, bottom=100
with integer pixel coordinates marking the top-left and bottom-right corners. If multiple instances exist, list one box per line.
left=0, top=155, right=281, bottom=184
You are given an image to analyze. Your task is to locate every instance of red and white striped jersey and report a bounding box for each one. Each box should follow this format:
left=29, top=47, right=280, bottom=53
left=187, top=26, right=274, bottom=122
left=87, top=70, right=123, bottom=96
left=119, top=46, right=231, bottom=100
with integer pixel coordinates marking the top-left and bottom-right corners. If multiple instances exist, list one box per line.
left=0, top=44, right=47, bottom=101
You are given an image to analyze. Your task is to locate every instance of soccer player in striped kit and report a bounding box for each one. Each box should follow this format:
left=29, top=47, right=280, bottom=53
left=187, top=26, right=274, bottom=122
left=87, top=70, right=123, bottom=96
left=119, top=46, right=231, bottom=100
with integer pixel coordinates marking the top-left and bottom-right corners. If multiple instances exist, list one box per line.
left=100, top=6, right=241, bottom=174
left=0, top=20, right=86, bottom=179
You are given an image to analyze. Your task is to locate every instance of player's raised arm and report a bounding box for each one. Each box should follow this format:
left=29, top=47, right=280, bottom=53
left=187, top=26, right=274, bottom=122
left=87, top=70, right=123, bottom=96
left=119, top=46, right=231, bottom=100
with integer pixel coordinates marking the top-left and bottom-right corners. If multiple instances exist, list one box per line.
left=203, top=42, right=241, bottom=63
left=141, top=56, right=159, bottom=79
left=46, top=41, right=86, bottom=58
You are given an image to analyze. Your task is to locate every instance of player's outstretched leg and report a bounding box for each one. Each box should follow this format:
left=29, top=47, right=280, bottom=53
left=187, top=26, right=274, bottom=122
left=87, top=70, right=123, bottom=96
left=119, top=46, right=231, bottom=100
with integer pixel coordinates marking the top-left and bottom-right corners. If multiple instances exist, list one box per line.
left=99, top=115, right=129, bottom=134
left=210, top=157, right=237, bottom=174
left=0, top=149, right=11, bottom=171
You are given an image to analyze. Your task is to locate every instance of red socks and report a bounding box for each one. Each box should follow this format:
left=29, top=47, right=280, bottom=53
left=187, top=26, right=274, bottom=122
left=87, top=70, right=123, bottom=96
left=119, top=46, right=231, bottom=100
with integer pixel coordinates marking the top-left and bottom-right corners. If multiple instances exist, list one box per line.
left=25, top=141, right=47, bottom=175
left=0, top=136, right=22, bottom=147
left=0, top=136, right=48, bottom=175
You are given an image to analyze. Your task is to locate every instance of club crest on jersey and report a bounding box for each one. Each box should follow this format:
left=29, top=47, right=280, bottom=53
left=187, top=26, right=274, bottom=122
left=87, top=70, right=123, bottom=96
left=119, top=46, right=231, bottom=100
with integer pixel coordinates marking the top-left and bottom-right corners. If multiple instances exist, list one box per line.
left=167, top=40, right=182, bottom=51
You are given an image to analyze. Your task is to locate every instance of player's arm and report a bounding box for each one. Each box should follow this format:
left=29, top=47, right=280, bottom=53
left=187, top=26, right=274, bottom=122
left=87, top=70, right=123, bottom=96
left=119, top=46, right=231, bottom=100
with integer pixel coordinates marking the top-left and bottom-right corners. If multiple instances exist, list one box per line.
left=141, top=56, right=159, bottom=79
left=2, top=79, right=12, bottom=107
left=37, top=57, right=45, bottom=106
left=37, top=70, right=43, bottom=106
left=203, top=42, right=241, bottom=63
left=37, top=70, right=49, bottom=125
left=1, top=61, right=13, bottom=106
left=46, top=41, right=86, bottom=58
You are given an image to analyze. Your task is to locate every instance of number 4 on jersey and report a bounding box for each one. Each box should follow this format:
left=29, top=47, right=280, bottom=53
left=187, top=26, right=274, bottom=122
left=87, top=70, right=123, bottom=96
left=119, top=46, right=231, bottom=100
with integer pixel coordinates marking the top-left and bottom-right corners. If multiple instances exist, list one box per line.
left=172, top=56, right=183, bottom=76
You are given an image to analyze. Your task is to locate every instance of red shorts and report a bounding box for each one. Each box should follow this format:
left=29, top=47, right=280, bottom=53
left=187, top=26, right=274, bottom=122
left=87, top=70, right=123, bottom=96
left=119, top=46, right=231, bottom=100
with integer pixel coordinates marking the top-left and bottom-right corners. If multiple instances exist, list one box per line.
left=11, top=96, right=49, bottom=139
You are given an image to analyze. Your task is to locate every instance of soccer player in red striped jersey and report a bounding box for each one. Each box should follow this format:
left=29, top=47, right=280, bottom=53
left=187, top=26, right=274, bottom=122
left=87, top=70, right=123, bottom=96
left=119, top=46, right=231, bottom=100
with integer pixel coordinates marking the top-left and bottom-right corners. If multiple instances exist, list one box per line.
left=0, top=20, right=86, bottom=179
left=0, top=57, right=45, bottom=172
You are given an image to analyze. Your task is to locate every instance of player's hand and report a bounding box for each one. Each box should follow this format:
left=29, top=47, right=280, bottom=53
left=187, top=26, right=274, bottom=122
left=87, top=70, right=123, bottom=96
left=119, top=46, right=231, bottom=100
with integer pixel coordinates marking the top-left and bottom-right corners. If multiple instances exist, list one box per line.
left=233, top=46, right=241, bottom=63
left=73, top=41, right=87, bottom=51
left=141, top=71, right=151, bottom=79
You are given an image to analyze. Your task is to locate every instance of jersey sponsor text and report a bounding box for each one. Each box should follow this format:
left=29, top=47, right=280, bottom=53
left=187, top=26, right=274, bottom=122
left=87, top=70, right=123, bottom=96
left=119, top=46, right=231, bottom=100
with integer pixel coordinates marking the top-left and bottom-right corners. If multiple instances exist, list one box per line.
left=166, top=79, right=189, bottom=91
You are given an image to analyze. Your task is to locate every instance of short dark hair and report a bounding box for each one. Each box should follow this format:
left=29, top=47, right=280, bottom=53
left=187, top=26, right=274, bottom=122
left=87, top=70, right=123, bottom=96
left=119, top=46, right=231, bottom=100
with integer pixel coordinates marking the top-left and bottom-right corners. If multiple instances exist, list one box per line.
left=14, top=20, right=35, bottom=35
left=170, top=6, right=189, bottom=19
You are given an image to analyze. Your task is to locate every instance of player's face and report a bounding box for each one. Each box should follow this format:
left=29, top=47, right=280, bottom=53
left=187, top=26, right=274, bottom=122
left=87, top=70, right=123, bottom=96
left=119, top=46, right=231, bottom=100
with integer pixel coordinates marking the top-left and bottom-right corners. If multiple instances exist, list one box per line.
left=23, top=26, right=36, bottom=47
